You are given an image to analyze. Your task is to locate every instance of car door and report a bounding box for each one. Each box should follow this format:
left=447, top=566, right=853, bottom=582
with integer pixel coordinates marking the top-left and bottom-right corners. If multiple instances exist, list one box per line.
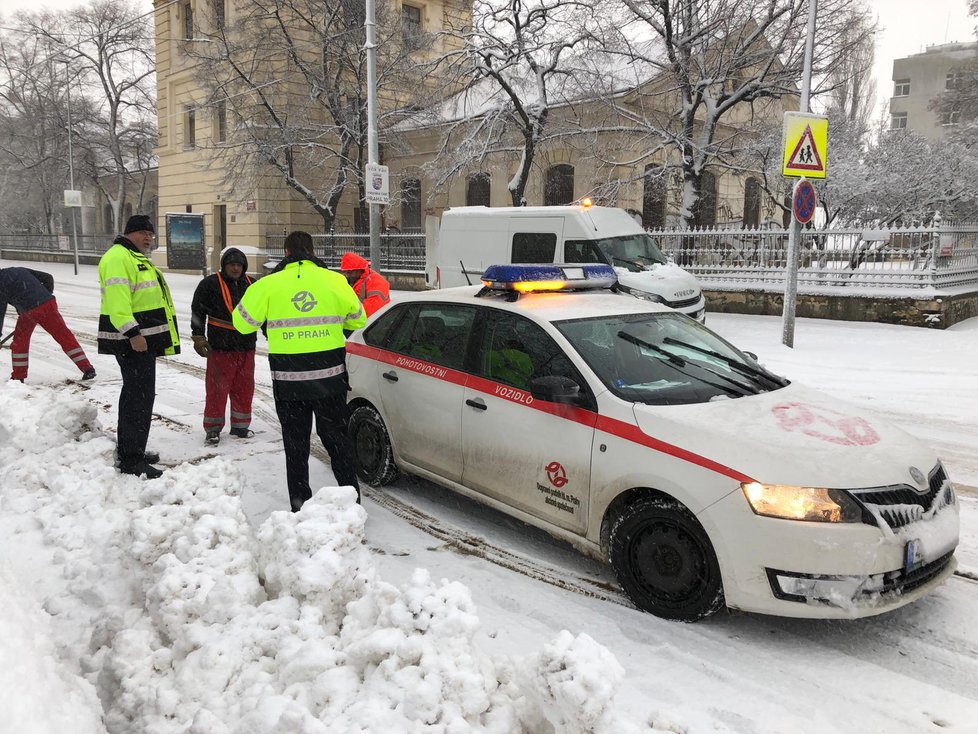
left=461, top=311, right=596, bottom=533
left=377, top=303, right=477, bottom=483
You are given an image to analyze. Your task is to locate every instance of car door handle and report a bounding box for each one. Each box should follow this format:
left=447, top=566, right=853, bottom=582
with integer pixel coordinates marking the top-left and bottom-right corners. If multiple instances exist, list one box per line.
left=465, top=398, right=487, bottom=411
left=382, top=370, right=398, bottom=382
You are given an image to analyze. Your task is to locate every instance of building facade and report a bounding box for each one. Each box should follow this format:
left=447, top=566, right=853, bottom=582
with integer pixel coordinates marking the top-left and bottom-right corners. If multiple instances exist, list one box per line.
left=889, top=41, right=978, bottom=141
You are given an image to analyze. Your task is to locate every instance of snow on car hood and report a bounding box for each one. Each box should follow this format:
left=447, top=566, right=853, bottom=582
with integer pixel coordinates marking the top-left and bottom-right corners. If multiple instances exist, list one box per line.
left=614, top=263, right=702, bottom=302
left=631, top=381, right=939, bottom=490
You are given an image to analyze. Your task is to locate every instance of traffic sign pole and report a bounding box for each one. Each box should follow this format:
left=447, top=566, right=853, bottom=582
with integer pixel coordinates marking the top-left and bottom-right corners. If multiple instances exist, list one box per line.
left=782, top=0, right=818, bottom=348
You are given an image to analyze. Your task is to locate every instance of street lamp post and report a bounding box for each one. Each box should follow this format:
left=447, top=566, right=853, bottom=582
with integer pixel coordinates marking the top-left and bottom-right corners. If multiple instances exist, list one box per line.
left=364, top=0, right=380, bottom=267
left=62, top=60, right=80, bottom=276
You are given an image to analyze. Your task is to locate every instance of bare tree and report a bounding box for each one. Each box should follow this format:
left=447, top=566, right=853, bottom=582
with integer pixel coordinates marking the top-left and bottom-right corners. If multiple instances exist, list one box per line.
left=187, top=0, right=431, bottom=231
left=428, top=0, right=608, bottom=207
left=607, top=0, right=875, bottom=228
left=0, top=26, right=70, bottom=233
left=27, top=0, right=156, bottom=234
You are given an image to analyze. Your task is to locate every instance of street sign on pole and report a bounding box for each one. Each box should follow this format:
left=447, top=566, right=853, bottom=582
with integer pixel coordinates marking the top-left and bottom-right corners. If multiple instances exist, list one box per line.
left=782, top=112, right=828, bottom=179
left=63, top=190, right=83, bottom=207
left=365, top=163, right=390, bottom=205
left=792, top=178, right=817, bottom=224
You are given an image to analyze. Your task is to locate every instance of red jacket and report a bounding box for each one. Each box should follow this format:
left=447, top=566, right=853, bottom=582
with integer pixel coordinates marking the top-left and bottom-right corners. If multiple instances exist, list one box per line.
left=340, top=253, right=391, bottom=317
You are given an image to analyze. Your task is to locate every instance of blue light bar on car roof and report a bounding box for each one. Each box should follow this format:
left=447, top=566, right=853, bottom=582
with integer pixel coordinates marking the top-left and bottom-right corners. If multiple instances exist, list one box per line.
left=480, top=263, right=617, bottom=293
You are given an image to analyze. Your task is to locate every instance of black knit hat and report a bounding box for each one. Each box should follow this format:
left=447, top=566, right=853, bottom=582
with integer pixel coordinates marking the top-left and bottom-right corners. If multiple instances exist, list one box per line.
left=124, top=214, right=155, bottom=235
left=221, top=247, right=249, bottom=270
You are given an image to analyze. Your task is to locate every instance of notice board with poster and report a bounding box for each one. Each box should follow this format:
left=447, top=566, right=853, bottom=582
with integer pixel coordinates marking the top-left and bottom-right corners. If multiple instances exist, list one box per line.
left=165, top=213, right=206, bottom=271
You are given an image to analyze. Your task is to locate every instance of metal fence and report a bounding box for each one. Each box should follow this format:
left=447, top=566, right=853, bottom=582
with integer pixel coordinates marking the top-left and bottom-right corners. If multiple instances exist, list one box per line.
left=0, top=233, right=113, bottom=256
left=650, top=225, right=978, bottom=290
left=263, top=231, right=427, bottom=273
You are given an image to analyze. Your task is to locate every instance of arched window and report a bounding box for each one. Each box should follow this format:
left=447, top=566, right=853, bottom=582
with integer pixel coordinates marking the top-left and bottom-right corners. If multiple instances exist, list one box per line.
left=124, top=203, right=133, bottom=223
left=466, top=172, right=491, bottom=207
left=743, top=177, right=761, bottom=228
left=401, top=178, right=422, bottom=230
left=544, top=164, right=574, bottom=206
left=693, top=170, right=717, bottom=227
left=103, top=204, right=113, bottom=232
left=642, top=165, right=666, bottom=229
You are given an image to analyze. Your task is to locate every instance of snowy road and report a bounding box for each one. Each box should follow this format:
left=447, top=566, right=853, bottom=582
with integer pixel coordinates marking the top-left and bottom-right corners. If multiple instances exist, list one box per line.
left=3, top=260, right=978, bottom=733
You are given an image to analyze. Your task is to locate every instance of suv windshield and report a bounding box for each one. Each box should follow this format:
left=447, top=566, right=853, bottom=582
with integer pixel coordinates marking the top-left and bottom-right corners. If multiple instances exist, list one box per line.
left=556, top=312, right=788, bottom=405
left=566, top=234, right=669, bottom=272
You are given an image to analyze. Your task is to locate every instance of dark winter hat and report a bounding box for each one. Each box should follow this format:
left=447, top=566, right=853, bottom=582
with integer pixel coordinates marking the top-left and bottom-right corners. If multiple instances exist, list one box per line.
left=221, top=247, right=249, bottom=270
left=124, top=214, right=155, bottom=235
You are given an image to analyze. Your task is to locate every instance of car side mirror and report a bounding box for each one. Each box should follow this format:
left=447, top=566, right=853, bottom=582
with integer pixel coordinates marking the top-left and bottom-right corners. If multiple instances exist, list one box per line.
left=528, top=375, right=582, bottom=404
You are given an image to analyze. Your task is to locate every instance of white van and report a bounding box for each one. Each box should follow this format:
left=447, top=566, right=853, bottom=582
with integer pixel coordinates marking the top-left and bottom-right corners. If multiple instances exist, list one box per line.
left=426, top=204, right=706, bottom=322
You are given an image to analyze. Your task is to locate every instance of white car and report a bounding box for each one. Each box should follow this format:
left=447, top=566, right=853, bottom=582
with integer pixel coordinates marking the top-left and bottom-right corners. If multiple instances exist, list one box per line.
left=345, top=264, right=959, bottom=621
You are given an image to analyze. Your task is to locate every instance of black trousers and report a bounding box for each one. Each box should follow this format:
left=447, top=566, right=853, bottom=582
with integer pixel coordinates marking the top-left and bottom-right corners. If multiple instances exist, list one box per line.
left=115, top=352, right=157, bottom=468
left=275, top=394, right=360, bottom=512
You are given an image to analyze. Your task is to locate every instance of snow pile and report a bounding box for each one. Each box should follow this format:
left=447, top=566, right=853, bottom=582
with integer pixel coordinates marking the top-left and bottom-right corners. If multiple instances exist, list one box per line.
left=0, top=384, right=638, bottom=733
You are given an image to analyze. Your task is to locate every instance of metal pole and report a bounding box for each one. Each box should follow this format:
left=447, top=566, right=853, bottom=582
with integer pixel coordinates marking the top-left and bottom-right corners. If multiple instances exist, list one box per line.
left=364, top=0, right=381, bottom=268
left=64, top=61, right=80, bottom=276
left=781, top=0, right=817, bottom=348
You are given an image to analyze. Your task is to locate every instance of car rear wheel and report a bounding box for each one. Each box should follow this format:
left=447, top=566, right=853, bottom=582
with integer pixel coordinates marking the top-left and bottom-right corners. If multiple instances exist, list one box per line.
left=610, top=497, right=724, bottom=622
left=349, top=405, right=398, bottom=486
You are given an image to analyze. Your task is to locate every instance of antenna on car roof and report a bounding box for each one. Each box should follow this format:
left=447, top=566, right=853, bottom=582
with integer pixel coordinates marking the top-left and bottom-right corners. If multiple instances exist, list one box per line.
left=460, top=259, right=472, bottom=285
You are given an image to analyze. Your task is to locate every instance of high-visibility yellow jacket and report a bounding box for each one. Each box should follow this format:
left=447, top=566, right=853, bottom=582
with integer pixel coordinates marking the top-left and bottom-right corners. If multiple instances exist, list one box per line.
left=233, top=257, right=366, bottom=400
left=98, top=237, right=180, bottom=356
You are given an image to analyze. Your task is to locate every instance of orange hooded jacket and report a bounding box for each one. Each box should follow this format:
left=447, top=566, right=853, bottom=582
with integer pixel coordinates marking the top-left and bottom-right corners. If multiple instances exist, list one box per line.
left=339, top=252, right=391, bottom=317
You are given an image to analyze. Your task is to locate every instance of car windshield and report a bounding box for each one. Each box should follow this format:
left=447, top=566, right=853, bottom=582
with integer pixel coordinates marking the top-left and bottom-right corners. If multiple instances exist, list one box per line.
left=555, top=312, right=789, bottom=405
left=567, top=234, right=669, bottom=272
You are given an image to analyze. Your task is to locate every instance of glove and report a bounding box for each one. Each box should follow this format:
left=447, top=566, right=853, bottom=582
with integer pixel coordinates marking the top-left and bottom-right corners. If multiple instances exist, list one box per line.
left=192, top=335, right=212, bottom=358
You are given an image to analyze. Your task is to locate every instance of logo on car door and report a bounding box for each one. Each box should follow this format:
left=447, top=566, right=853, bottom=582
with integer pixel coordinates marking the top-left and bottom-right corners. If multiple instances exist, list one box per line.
left=546, top=461, right=568, bottom=488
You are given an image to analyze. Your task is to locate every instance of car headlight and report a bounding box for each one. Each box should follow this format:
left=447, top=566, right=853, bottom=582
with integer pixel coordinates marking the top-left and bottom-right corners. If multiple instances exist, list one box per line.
left=741, top=482, right=863, bottom=523
left=617, top=284, right=665, bottom=303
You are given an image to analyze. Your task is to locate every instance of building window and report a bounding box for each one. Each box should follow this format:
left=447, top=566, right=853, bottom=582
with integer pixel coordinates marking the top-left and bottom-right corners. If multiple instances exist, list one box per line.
left=402, top=4, right=422, bottom=44
left=893, top=79, right=910, bottom=97
left=182, top=1, right=194, bottom=40
left=693, top=170, right=717, bottom=228
left=216, top=100, right=227, bottom=142
left=946, top=71, right=963, bottom=90
left=401, top=178, right=422, bottom=230
left=466, top=172, right=491, bottom=206
left=213, top=0, right=225, bottom=30
left=743, top=177, right=761, bottom=228
left=942, top=109, right=961, bottom=126
left=185, top=107, right=196, bottom=148
left=890, top=112, right=908, bottom=130
left=642, top=165, right=666, bottom=229
left=544, top=164, right=575, bottom=206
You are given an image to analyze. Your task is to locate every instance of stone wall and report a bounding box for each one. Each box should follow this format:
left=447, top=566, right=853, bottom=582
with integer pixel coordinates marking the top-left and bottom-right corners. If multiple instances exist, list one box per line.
left=704, top=288, right=978, bottom=329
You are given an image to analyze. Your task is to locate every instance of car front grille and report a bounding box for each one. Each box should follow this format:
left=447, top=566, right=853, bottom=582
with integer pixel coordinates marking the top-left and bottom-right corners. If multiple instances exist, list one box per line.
left=849, top=464, right=953, bottom=530
left=668, top=295, right=701, bottom=310
left=879, top=550, right=955, bottom=596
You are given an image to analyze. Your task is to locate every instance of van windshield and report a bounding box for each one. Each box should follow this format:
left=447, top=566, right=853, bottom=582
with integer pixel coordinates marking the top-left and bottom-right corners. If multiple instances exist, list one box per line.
left=564, top=234, right=669, bottom=272
left=556, top=312, right=789, bottom=405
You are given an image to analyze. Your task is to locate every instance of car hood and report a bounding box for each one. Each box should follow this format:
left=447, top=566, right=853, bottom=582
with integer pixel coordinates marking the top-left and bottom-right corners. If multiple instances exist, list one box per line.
left=630, top=381, right=937, bottom=490
left=614, top=263, right=702, bottom=301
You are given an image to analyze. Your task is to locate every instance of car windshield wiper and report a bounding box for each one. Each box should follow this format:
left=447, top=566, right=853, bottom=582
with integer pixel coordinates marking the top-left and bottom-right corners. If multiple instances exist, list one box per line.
left=617, top=332, right=755, bottom=397
left=663, top=337, right=789, bottom=389
left=611, top=256, right=645, bottom=271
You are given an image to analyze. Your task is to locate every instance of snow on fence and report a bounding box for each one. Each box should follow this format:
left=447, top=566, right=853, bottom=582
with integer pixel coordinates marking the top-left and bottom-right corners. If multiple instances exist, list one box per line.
left=263, top=230, right=427, bottom=273
left=650, top=225, right=978, bottom=291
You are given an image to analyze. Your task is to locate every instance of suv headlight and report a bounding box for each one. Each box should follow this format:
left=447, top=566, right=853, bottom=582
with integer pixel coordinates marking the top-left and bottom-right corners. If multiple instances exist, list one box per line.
left=741, top=482, right=862, bottom=523
left=617, top=284, right=665, bottom=303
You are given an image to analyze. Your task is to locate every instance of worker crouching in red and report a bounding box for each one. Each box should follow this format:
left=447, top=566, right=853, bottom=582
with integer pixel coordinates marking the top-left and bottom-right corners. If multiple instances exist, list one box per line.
left=339, top=252, right=391, bottom=317
left=190, top=248, right=257, bottom=445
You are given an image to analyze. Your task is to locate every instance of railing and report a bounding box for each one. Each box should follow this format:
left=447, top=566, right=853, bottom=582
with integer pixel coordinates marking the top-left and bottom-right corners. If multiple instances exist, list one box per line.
left=650, top=225, right=978, bottom=290
left=0, top=233, right=114, bottom=256
left=263, top=230, right=427, bottom=273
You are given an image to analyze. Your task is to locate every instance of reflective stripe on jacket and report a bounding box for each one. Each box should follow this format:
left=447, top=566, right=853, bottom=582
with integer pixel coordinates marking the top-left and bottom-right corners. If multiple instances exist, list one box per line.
left=232, top=258, right=366, bottom=400
left=351, top=269, right=391, bottom=317
left=97, top=237, right=180, bottom=356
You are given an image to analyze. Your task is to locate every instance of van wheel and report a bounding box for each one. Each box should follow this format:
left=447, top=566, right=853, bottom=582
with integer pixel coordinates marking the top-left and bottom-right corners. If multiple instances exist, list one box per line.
left=349, top=405, right=398, bottom=486
left=610, top=497, right=724, bottom=622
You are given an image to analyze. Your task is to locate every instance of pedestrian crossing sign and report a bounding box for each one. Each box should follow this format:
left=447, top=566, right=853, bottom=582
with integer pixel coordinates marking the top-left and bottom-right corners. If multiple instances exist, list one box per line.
left=782, top=112, right=828, bottom=179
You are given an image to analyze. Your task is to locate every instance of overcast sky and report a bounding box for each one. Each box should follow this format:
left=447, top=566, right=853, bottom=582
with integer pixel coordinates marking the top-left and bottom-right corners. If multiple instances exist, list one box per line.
left=1, top=0, right=976, bottom=120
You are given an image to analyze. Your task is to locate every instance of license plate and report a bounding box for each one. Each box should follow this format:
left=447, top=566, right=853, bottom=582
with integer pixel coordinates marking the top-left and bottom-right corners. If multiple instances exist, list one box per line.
left=904, top=539, right=924, bottom=572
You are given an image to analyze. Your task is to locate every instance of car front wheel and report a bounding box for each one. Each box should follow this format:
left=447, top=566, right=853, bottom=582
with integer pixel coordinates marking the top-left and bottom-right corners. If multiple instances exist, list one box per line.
left=610, top=497, right=724, bottom=622
left=349, top=405, right=398, bottom=486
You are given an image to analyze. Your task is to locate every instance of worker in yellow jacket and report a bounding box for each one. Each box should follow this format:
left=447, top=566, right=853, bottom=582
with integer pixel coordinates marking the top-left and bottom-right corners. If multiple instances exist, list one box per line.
left=98, top=214, right=180, bottom=479
left=233, top=231, right=366, bottom=511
